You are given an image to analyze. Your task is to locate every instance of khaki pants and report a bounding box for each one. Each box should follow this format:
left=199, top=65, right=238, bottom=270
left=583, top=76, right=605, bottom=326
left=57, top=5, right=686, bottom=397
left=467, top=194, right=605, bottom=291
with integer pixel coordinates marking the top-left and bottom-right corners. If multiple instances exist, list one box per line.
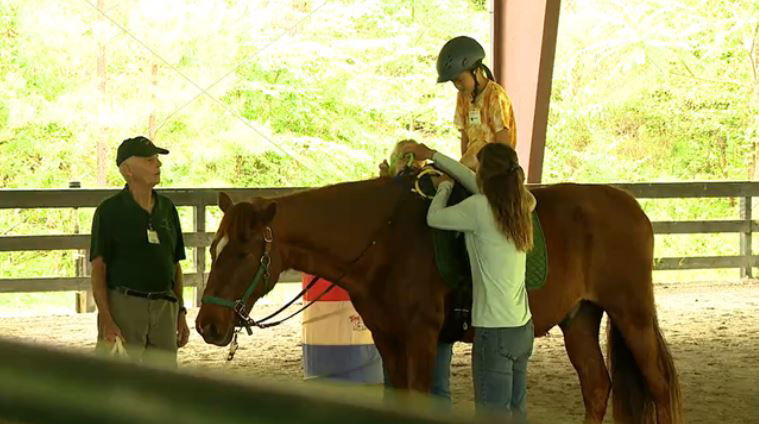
left=96, top=289, right=178, bottom=367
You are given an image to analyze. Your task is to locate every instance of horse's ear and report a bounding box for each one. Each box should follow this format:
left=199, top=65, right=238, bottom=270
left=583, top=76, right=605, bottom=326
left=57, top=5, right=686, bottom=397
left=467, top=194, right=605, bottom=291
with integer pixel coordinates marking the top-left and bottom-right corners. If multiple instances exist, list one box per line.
left=218, top=192, right=233, bottom=213
left=260, top=201, right=277, bottom=224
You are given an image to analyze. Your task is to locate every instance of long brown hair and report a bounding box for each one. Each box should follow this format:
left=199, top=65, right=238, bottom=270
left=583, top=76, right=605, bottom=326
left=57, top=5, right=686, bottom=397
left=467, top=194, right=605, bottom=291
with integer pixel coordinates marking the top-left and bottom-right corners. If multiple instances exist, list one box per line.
left=476, top=143, right=533, bottom=251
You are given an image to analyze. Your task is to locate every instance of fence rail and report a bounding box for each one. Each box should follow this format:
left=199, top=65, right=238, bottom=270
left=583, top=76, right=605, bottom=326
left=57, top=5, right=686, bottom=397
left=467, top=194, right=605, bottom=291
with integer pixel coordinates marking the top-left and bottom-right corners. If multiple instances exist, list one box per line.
left=0, top=338, right=479, bottom=424
left=1, top=181, right=757, bottom=309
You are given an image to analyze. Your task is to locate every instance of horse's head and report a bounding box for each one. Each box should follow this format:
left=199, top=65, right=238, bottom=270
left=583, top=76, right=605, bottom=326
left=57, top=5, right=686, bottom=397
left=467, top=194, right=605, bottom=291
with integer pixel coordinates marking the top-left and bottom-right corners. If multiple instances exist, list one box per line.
left=196, top=192, right=280, bottom=346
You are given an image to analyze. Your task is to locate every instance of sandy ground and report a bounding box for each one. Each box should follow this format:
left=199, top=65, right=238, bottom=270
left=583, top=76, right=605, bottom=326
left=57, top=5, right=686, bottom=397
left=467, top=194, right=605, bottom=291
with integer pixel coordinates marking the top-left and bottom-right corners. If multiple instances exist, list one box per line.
left=0, top=281, right=757, bottom=423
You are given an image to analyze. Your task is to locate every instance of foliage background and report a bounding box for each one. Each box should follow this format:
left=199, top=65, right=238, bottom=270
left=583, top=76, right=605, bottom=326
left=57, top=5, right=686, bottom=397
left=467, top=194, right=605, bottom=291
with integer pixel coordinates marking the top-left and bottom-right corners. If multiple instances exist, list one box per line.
left=1, top=0, right=757, bottom=311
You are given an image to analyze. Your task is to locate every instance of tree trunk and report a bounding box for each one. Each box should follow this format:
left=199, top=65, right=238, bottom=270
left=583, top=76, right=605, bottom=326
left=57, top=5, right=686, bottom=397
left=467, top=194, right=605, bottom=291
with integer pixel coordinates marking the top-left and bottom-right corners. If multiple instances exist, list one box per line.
left=148, top=63, right=159, bottom=139
left=747, top=24, right=758, bottom=178
left=96, top=0, right=107, bottom=186
left=748, top=23, right=758, bottom=238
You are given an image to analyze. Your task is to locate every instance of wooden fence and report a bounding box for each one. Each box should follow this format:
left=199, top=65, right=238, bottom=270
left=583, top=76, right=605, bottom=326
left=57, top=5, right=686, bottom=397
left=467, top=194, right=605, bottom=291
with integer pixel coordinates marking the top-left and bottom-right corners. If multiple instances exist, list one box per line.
left=0, top=338, right=482, bottom=424
left=1, top=181, right=757, bottom=311
left=0, top=187, right=303, bottom=310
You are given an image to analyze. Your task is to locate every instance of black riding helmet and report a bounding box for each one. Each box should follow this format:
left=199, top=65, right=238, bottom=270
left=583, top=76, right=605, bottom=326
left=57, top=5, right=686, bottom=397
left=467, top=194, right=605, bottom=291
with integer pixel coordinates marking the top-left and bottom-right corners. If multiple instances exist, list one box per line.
left=436, top=36, right=486, bottom=83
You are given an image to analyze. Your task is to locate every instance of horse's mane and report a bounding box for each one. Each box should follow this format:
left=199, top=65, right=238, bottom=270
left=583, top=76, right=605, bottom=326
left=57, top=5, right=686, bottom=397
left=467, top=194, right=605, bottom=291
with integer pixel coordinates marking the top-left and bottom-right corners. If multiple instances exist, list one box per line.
left=291, top=174, right=417, bottom=204
left=219, top=174, right=421, bottom=242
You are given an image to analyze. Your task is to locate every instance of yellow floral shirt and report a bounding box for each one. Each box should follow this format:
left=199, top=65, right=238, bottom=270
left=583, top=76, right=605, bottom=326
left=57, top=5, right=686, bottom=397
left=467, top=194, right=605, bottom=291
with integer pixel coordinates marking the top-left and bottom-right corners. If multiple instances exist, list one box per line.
left=454, top=81, right=517, bottom=169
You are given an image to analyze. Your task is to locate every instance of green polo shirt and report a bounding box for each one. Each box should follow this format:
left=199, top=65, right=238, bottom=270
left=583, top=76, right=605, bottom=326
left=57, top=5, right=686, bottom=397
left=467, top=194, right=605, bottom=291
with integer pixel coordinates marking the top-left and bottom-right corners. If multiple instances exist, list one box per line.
left=89, top=186, right=186, bottom=292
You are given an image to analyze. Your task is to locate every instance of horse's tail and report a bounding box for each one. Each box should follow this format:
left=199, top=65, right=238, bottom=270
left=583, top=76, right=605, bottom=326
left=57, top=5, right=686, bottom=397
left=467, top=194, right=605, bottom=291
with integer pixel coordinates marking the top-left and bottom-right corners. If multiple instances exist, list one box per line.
left=653, top=320, right=683, bottom=423
left=607, top=316, right=682, bottom=424
left=607, top=320, right=654, bottom=423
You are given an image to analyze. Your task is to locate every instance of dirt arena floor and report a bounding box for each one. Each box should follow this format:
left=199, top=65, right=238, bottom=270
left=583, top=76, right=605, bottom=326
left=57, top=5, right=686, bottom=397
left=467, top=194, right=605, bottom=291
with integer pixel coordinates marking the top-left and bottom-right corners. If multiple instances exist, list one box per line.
left=1, top=281, right=757, bottom=423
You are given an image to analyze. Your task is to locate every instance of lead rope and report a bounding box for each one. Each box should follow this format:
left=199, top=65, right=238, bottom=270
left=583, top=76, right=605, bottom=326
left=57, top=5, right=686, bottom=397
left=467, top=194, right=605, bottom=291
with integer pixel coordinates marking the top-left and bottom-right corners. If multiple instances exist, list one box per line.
left=226, top=194, right=408, bottom=362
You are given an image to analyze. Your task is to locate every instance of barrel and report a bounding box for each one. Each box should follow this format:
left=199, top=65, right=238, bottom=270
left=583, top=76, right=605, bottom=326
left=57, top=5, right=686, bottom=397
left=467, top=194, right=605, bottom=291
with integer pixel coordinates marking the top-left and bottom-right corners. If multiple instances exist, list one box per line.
left=301, top=274, right=383, bottom=383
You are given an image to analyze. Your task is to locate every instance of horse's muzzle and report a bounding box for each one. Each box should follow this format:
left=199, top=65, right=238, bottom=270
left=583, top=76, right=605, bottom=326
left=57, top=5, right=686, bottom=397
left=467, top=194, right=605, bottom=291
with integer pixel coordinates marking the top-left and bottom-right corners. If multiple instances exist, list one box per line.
left=196, top=315, right=234, bottom=346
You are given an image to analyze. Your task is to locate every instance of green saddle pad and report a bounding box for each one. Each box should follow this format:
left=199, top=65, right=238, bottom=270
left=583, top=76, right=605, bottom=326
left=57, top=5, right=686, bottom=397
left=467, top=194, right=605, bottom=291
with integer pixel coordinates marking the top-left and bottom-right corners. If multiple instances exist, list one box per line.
left=525, top=212, right=547, bottom=290
left=431, top=209, right=548, bottom=291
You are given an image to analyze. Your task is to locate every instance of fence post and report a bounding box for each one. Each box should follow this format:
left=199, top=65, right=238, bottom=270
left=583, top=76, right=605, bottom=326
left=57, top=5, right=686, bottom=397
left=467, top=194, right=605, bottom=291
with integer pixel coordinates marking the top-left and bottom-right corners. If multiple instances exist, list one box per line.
left=740, top=196, right=752, bottom=279
left=71, top=181, right=94, bottom=313
left=193, top=204, right=206, bottom=307
left=82, top=248, right=95, bottom=312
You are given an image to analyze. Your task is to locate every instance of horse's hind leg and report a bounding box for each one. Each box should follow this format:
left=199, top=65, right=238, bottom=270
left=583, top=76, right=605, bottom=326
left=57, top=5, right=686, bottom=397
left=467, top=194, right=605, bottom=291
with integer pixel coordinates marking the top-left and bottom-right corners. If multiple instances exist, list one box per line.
left=561, top=301, right=611, bottom=424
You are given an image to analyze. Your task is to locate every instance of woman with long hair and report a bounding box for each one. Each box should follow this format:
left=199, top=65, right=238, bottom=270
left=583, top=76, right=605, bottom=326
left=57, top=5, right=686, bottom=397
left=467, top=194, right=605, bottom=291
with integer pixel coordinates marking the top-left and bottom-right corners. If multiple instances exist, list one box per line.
left=402, top=141, right=535, bottom=422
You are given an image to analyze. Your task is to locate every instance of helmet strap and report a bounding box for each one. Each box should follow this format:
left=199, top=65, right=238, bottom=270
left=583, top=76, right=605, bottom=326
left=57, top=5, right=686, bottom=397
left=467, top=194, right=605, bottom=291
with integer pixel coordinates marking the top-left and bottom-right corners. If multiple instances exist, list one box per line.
left=471, top=68, right=479, bottom=104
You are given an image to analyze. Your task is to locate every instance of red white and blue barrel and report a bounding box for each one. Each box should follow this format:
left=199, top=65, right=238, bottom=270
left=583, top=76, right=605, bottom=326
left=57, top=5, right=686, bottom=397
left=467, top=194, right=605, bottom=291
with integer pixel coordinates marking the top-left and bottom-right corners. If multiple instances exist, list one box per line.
left=301, top=273, right=383, bottom=383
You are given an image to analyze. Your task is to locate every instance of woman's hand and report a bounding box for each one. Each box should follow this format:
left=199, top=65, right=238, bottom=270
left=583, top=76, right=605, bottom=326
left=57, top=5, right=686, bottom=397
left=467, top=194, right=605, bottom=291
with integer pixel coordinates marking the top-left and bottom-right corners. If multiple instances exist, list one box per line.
left=400, top=142, right=436, bottom=162
left=431, top=173, right=453, bottom=189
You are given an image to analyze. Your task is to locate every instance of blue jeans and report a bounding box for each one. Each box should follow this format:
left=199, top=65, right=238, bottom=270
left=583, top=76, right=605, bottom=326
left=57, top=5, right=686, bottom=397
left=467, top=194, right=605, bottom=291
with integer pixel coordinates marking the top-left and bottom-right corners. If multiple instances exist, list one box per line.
left=383, top=342, right=454, bottom=404
left=472, top=321, right=534, bottom=422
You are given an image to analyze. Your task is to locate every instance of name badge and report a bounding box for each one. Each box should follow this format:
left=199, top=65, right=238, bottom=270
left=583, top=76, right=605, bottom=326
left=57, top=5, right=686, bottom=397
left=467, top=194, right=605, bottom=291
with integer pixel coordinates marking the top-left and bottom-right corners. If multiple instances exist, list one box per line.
left=468, top=109, right=481, bottom=125
left=147, top=229, right=160, bottom=244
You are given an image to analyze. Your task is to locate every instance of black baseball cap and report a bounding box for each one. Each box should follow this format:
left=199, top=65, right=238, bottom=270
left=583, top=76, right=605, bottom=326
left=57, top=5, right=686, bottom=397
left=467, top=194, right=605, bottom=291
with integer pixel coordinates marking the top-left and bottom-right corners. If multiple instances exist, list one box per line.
left=116, top=136, right=169, bottom=166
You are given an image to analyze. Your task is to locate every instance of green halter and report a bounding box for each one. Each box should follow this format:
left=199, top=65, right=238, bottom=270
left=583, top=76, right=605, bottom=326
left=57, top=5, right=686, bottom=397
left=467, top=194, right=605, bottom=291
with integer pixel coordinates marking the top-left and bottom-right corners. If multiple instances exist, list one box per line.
left=388, top=152, right=415, bottom=174
left=202, top=227, right=273, bottom=311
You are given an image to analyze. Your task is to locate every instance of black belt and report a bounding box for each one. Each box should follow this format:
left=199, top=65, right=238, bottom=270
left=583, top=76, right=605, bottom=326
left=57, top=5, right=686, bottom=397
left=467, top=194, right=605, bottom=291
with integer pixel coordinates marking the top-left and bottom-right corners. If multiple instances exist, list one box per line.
left=114, top=286, right=177, bottom=303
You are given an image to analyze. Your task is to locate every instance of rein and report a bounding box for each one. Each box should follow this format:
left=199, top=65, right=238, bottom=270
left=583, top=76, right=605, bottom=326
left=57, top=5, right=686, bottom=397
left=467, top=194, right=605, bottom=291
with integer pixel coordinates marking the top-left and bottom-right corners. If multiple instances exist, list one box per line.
left=203, top=194, right=406, bottom=361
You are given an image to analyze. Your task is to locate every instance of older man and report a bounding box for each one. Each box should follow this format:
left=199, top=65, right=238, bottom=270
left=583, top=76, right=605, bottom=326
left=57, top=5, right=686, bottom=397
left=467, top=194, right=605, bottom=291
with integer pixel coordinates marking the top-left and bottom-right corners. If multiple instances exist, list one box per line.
left=90, top=136, right=190, bottom=366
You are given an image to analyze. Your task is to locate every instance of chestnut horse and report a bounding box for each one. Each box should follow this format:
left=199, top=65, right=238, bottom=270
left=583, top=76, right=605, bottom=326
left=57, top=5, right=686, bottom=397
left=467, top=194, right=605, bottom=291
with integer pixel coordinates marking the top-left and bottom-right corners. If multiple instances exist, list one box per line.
left=196, top=176, right=682, bottom=424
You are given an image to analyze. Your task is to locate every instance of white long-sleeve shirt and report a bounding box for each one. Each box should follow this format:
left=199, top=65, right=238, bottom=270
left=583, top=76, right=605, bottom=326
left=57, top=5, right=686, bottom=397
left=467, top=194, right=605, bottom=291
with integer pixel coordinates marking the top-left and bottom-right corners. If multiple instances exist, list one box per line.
left=427, top=152, right=532, bottom=328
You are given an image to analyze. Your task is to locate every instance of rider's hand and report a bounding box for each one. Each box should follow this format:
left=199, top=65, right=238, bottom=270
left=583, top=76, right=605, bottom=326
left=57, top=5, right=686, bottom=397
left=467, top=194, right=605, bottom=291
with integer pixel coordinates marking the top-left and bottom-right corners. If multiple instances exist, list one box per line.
left=379, top=160, right=390, bottom=177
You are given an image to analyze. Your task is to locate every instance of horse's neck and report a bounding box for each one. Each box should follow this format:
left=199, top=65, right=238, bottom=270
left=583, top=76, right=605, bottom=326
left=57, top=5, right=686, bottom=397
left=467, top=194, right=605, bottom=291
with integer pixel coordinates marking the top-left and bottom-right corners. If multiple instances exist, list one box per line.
left=274, top=178, right=407, bottom=290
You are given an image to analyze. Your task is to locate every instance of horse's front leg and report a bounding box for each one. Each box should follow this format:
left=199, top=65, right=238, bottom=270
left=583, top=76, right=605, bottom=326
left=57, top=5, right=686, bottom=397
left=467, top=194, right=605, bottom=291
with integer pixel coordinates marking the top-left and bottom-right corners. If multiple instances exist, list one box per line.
left=372, top=331, right=408, bottom=389
left=405, top=327, right=439, bottom=393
